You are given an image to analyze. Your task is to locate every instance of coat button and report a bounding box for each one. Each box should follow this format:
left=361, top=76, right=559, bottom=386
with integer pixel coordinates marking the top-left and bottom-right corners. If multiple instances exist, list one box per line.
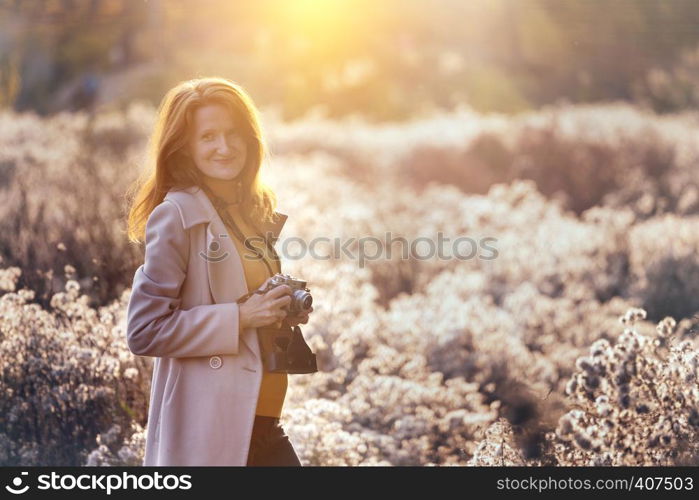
left=209, top=356, right=222, bottom=369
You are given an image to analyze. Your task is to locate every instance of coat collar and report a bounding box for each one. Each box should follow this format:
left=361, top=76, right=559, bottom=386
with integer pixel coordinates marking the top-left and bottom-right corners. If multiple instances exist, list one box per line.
left=164, top=185, right=288, bottom=241
left=164, top=185, right=288, bottom=362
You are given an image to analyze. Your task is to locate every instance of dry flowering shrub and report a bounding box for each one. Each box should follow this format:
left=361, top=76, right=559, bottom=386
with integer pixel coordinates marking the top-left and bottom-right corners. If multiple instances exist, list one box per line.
left=280, top=272, right=498, bottom=466
left=285, top=371, right=495, bottom=466
left=378, top=104, right=699, bottom=219
left=281, top=399, right=385, bottom=466
left=627, top=215, right=699, bottom=321
left=554, top=308, right=699, bottom=465
left=634, top=43, right=699, bottom=113
left=468, top=418, right=528, bottom=466
left=0, top=105, right=150, bottom=306
left=3, top=101, right=699, bottom=307
left=0, top=266, right=22, bottom=292
left=357, top=179, right=636, bottom=307
left=0, top=268, right=150, bottom=465
left=264, top=101, right=699, bottom=220
left=84, top=421, right=146, bottom=466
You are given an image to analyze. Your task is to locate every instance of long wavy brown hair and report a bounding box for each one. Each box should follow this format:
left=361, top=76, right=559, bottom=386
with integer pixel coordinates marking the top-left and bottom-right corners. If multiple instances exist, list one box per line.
left=125, top=77, right=278, bottom=244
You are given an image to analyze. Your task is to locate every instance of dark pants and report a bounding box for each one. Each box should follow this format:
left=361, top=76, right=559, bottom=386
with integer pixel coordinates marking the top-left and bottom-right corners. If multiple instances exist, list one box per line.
left=246, top=415, right=302, bottom=466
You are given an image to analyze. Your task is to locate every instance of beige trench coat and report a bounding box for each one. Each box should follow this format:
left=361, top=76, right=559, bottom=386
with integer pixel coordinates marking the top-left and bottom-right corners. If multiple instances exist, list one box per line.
left=125, top=184, right=288, bottom=466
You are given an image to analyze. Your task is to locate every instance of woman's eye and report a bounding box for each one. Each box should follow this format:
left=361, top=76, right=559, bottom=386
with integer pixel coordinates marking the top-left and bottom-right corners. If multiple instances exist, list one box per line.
left=202, top=131, right=236, bottom=141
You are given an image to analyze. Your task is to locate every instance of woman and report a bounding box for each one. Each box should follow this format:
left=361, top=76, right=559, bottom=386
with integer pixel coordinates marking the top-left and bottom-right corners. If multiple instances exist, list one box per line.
left=125, top=77, right=312, bottom=466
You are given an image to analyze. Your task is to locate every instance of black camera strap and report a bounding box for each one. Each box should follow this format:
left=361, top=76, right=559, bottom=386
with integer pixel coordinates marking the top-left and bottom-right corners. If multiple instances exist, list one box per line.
left=203, top=186, right=282, bottom=304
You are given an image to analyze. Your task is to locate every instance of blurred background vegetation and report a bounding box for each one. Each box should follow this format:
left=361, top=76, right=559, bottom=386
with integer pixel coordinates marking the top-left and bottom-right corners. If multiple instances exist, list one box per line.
left=2, top=0, right=699, bottom=467
left=4, top=0, right=699, bottom=120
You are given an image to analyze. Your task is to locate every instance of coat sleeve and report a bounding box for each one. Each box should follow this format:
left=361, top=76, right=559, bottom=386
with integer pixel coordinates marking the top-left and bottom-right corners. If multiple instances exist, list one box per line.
left=126, top=199, right=242, bottom=358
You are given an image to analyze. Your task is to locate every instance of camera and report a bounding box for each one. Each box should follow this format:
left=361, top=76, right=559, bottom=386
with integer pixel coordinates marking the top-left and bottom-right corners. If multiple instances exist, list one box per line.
left=260, top=273, right=313, bottom=316
left=256, top=274, right=317, bottom=374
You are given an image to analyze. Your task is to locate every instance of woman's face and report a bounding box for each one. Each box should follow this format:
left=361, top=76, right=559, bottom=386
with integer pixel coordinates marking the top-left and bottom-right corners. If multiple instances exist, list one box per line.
left=186, top=103, right=247, bottom=181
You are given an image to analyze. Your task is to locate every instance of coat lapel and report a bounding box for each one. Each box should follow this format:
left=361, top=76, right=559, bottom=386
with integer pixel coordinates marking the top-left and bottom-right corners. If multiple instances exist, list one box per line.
left=167, top=185, right=288, bottom=361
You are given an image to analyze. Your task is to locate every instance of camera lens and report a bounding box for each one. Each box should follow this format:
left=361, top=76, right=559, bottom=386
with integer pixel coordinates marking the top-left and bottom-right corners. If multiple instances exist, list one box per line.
left=292, top=290, right=313, bottom=311
left=301, top=294, right=313, bottom=310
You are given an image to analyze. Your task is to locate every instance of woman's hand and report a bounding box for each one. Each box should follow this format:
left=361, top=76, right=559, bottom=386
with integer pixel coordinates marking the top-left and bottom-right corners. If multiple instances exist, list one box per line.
left=283, top=306, right=314, bottom=327
left=238, top=282, right=292, bottom=329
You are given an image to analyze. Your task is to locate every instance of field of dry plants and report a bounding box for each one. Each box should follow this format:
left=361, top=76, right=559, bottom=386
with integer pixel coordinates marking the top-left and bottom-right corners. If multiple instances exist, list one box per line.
left=0, top=102, right=698, bottom=465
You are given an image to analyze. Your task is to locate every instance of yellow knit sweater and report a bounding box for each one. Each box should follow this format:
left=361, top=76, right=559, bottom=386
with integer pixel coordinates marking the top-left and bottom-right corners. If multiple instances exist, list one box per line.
left=223, top=207, right=287, bottom=418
